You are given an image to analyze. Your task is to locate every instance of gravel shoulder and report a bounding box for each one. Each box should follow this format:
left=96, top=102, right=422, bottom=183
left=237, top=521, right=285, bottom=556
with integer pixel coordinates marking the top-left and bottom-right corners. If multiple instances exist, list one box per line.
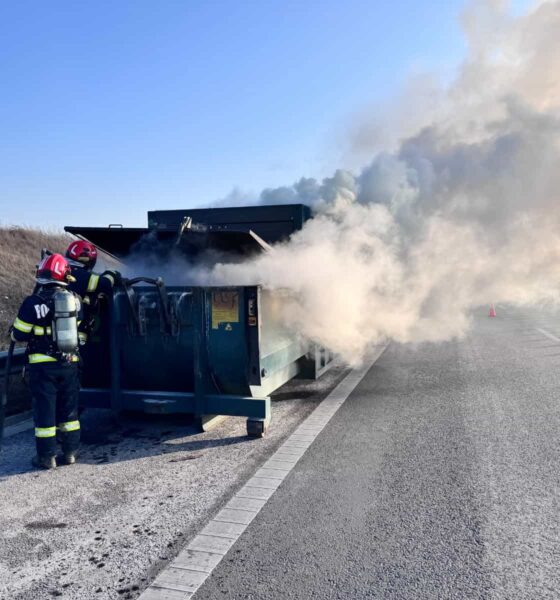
left=0, top=364, right=348, bottom=600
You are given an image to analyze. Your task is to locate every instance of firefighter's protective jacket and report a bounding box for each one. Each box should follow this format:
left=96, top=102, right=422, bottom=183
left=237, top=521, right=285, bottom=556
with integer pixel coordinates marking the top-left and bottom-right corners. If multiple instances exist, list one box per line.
left=67, top=264, right=117, bottom=340
left=11, top=286, right=84, bottom=365
left=68, top=264, right=116, bottom=300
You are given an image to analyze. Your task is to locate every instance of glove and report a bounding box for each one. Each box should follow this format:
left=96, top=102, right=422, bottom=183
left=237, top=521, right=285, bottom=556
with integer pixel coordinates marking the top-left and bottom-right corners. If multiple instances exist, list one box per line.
left=102, top=269, right=122, bottom=287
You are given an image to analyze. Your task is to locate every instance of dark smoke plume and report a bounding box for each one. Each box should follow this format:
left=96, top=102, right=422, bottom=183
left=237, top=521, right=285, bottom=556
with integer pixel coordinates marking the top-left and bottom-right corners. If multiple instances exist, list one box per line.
left=142, top=2, right=560, bottom=365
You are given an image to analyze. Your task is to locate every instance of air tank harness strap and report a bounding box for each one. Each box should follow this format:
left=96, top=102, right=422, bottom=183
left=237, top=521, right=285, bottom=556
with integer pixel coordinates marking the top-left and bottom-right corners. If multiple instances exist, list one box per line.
left=32, top=326, right=52, bottom=336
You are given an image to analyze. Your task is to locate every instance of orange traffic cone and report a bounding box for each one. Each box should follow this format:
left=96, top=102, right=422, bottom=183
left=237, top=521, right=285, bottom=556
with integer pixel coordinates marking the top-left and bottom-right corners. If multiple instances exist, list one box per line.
left=488, top=304, right=497, bottom=318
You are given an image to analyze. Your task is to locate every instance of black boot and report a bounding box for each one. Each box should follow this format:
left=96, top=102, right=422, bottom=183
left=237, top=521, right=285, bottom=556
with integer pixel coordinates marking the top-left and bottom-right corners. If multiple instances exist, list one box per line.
left=32, top=455, right=57, bottom=470
left=59, top=451, right=78, bottom=465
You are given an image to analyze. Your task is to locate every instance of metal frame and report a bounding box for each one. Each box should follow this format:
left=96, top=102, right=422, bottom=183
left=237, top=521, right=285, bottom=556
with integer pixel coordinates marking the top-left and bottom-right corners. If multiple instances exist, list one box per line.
left=314, top=345, right=334, bottom=378
left=0, top=348, right=26, bottom=376
left=80, top=388, right=270, bottom=419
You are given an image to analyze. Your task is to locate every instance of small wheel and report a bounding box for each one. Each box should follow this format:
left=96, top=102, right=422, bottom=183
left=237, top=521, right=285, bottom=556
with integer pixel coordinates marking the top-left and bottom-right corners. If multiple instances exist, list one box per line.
left=247, top=418, right=266, bottom=438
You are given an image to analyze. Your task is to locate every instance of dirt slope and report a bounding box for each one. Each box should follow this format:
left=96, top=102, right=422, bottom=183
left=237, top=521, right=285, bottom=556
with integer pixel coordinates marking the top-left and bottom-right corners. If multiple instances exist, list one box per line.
left=0, top=227, right=70, bottom=350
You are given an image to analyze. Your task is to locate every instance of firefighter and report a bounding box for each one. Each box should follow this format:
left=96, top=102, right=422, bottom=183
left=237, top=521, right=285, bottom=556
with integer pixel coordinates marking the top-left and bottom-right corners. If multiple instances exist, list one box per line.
left=11, top=254, right=83, bottom=469
left=65, top=240, right=120, bottom=341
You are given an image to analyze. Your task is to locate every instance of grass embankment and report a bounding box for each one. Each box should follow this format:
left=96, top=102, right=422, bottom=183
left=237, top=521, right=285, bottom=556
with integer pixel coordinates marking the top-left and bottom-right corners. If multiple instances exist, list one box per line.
left=0, top=227, right=70, bottom=350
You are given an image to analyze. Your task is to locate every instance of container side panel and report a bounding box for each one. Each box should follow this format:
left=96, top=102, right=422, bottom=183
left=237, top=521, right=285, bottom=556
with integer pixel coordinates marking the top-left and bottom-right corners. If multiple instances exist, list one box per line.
left=206, top=288, right=251, bottom=396
left=118, top=288, right=195, bottom=392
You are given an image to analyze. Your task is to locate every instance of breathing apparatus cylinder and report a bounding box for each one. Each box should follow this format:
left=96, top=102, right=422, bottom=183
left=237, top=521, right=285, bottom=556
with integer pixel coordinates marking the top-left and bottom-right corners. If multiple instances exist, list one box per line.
left=53, top=290, right=79, bottom=353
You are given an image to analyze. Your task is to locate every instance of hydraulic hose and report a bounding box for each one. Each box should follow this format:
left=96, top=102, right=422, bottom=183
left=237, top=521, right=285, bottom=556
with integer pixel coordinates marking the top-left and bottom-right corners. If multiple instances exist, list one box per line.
left=121, top=276, right=173, bottom=334
left=0, top=340, right=15, bottom=451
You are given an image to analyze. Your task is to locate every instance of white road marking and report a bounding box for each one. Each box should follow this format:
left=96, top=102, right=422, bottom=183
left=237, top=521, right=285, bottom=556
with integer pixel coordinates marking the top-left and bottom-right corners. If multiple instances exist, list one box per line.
left=536, top=328, right=560, bottom=343
left=139, top=344, right=388, bottom=600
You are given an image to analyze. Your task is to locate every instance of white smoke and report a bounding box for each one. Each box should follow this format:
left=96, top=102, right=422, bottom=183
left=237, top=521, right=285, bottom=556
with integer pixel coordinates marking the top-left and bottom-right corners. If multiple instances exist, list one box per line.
left=199, top=1, right=560, bottom=365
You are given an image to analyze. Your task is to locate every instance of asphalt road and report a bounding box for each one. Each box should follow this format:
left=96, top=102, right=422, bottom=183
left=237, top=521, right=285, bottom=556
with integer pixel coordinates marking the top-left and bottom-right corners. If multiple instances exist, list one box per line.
left=193, top=306, right=560, bottom=600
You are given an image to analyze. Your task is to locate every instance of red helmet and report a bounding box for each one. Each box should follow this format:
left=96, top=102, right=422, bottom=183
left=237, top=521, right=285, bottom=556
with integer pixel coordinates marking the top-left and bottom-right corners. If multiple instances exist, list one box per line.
left=36, top=253, right=75, bottom=285
left=66, top=240, right=98, bottom=269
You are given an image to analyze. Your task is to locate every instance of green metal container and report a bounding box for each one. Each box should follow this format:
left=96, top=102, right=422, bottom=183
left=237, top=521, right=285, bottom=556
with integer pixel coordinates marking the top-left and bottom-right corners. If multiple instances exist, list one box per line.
left=80, top=281, right=309, bottom=436
left=67, top=204, right=331, bottom=436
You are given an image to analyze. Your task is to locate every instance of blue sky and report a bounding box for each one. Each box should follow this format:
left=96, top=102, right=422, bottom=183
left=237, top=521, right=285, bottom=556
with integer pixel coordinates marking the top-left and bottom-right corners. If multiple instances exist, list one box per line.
left=0, top=1, right=532, bottom=228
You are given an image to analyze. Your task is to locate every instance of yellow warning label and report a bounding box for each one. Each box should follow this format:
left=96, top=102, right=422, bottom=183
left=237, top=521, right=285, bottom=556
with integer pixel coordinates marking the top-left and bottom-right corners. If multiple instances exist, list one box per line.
left=211, top=291, right=239, bottom=329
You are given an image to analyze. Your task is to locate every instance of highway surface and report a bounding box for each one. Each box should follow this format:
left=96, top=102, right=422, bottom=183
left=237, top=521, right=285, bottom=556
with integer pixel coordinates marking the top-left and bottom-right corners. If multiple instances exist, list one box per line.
left=192, top=306, right=560, bottom=600
left=2, top=306, right=560, bottom=599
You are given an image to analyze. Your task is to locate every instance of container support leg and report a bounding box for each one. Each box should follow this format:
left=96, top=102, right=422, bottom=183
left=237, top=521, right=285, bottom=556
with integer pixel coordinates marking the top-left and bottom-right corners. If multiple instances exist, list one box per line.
left=193, top=288, right=209, bottom=426
left=109, top=296, right=122, bottom=413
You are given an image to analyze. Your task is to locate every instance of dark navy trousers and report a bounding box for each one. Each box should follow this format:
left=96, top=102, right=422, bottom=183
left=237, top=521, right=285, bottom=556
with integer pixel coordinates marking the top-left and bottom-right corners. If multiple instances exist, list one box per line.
left=28, top=363, right=80, bottom=458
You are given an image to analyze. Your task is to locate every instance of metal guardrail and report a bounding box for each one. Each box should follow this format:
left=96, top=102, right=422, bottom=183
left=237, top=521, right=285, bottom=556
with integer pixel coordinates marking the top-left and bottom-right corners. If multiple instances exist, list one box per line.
left=0, top=348, right=27, bottom=377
